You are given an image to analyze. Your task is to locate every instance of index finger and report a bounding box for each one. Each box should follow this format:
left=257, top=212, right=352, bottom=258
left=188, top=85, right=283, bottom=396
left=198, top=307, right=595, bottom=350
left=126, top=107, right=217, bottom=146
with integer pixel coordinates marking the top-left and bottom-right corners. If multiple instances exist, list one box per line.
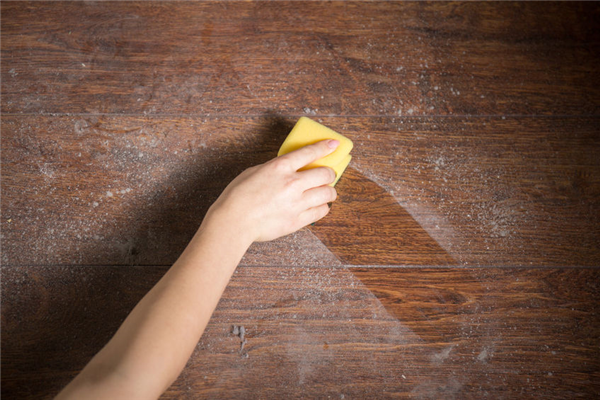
left=281, top=139, right=340, bottom=171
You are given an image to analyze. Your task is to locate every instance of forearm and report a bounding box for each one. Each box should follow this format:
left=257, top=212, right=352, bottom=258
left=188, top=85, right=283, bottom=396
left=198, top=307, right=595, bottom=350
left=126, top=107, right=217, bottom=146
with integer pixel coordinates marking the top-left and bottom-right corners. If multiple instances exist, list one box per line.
left=57, top=213, right=252, bottom=399
left=56, top=140, right=339, bottom=400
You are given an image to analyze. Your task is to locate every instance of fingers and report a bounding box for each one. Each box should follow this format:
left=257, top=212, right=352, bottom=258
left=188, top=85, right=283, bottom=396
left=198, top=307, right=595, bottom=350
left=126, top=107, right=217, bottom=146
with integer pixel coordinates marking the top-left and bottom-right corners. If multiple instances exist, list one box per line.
left=297, top=203, right=331, bottom=228
left=282, top=139, right=340, bottom=171
left=296, top=166, right=336, bottom=190
left=302, top=185, right=337, bottom=209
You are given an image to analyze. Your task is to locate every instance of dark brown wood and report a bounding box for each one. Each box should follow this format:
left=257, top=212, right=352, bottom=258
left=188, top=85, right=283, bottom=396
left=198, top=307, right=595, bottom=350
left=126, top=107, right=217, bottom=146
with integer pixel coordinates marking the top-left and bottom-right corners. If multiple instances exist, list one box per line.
left=313, top=166, right=456, bottom=265
left=2, top=1, right=600, bottom=399
left=2, top=266, right=599, bottom=399
left=2, top=115, right=598, bottom=267
left=2, top=2, right=599, bottom=116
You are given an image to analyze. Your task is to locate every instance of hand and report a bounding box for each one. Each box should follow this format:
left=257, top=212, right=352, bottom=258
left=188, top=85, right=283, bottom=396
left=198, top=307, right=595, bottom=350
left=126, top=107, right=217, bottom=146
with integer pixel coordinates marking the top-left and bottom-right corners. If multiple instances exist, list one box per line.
left=55, top=141, right=340, bottom=400
left=204, top=139, right=340, bottom=243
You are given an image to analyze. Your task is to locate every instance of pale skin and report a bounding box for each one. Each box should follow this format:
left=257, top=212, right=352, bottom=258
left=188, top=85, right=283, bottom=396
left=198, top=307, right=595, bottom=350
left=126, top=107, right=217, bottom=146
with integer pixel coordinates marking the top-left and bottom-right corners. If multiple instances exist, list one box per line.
left=56, top=139, right=340, bottom=400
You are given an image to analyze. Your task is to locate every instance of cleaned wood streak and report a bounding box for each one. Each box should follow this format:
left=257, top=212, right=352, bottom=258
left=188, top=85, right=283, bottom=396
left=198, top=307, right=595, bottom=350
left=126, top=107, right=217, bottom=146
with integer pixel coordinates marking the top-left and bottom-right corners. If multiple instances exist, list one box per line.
left=2, top=116, right=598, bottom=266
left=313, top=166, right=457, bottom=265
left=1, top=266, right=599, bottom=399
left=2, top=1, right=600, bottom=399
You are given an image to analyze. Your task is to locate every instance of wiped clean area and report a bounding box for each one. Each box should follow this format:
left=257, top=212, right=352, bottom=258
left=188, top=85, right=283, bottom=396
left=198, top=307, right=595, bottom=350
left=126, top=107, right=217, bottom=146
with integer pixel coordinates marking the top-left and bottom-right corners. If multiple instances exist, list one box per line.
left=2, top=2, right=599, bottom=398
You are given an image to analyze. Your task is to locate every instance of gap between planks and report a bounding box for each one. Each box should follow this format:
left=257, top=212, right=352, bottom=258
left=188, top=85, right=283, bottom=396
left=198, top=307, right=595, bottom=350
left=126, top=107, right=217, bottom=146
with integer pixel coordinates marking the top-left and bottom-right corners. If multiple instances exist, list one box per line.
left=3, top=113, right=600, bottom=119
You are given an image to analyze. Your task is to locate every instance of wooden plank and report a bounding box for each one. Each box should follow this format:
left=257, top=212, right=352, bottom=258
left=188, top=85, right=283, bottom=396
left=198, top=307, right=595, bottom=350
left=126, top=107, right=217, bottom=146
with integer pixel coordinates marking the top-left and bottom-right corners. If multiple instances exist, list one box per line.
left=2, top=266, right=599, bottom=399
left=2, top=1, right=599, bottom=116
left=2, top=115, right=599, bottom=267
left=312, top=166, right=456, bottom=265
left=0, top=115, right=343, bottom=267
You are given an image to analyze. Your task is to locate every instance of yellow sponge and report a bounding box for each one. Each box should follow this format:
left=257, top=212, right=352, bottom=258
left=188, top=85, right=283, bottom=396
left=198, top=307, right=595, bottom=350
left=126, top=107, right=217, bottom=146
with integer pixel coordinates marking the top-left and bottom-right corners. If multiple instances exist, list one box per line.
left=331, top=153, right=352, bottom=186
left=278, top=117, right=353, bottom=186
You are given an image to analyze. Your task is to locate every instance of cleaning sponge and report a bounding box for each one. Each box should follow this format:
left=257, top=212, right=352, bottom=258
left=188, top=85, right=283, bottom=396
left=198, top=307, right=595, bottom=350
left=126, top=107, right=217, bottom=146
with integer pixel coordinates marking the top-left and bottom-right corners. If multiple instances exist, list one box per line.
left=278, top=117, right=353, bottom=186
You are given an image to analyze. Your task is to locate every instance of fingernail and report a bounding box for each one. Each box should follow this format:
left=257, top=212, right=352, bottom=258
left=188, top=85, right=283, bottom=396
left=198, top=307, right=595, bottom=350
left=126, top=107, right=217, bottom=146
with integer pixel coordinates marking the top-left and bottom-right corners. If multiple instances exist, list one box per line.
left=327, top=139, right=340, bottom=149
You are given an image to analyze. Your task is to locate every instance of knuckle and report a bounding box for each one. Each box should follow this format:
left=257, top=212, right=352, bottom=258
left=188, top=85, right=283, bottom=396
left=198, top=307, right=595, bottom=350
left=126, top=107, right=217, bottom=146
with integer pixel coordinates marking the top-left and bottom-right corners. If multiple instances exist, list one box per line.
left=316, top=167, right=335, bottom=183
left=314, top=141, right=329, bottom=154
left=309, top=147, right=320, bottom=162
left=329, top=187, right=337, bottom=201
left=317, top=204, right=330, bottom=219
left=311, top=207, right=322, bottom=221
left=329, top=168, right=336, bottom=182
left=271, top=157, right=292, bottom=173
left=321, top=187, right=333, bottom=202
left=284, top=176, right=302, bottom=193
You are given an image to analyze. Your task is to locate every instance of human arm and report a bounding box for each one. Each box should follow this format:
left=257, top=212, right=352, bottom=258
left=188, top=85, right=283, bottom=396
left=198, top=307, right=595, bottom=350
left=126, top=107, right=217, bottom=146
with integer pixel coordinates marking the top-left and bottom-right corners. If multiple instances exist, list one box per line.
left=55, top=139, right=340, bottom=400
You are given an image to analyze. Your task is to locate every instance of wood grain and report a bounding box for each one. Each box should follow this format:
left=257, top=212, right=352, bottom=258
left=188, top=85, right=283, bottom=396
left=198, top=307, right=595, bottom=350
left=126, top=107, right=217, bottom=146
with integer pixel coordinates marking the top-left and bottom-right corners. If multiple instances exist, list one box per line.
left=3, top=115, right=598, bottom=267
left=2, top=266, right=599, bottom=399
left=312, top=166, right=456, bottom=265
left=2, top=2, right=599, bottom=116
left=2, top=1, right=600, bottom=399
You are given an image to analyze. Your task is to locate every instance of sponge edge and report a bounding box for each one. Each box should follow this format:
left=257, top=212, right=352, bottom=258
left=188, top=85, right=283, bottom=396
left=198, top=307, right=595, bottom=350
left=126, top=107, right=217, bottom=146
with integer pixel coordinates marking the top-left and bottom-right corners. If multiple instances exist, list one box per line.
left=277, top=117, right=354, bottom=170
left=331, top=154, right=352, bottom=187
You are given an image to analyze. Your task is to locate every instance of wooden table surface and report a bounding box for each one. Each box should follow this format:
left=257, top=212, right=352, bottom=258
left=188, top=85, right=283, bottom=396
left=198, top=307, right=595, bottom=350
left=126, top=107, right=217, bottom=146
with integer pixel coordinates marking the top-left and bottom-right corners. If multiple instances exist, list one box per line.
left=2, top=2, right=599, bottom=398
